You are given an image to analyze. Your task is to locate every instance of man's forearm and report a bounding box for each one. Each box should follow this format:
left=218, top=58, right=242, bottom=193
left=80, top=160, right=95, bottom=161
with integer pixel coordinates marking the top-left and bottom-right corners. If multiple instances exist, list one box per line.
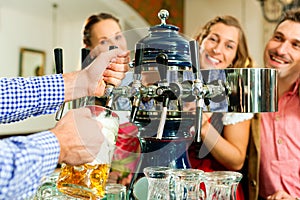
left=0, top=131, right=60, bottom=199
left=0, top=75, right=64, bottom=123
left=62, top=70, right=89, bottom=102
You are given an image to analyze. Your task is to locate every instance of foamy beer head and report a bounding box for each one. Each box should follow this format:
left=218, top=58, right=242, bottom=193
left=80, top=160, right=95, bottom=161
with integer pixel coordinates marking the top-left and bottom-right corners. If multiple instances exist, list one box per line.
left=57, top=106, right=119, bottom=199
left=92, top=107, right=119, bottom=164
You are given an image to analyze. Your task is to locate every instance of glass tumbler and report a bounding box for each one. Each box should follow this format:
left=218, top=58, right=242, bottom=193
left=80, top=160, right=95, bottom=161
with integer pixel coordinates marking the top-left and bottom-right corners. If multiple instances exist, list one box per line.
left=231, top=172, right=243, bottom=200
left=202, top=171, right=241, bottom=200
left=143, top=166, right=172, bottom=200
left=57, top=105, right=119, bottom=199
left=105, top=183, right=126, bottom=200
left=34, top=172, right=82, bottom=200
left=34, top=172, right=62, bottom=199
left=211, top=171, right=243, bottom=200
left=170, top=169, right=205, bottom=200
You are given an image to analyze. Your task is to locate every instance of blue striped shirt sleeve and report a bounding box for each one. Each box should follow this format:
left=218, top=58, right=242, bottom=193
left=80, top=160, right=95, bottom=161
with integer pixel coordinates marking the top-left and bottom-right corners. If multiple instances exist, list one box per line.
left=0, top=74, right=65, bottom=123
left=0, top=131, right=60, bottom=199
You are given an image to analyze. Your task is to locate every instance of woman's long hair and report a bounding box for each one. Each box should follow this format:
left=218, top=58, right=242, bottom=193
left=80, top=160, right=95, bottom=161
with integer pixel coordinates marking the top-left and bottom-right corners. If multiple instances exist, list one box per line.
left=194, top=15, right=254, bottom=69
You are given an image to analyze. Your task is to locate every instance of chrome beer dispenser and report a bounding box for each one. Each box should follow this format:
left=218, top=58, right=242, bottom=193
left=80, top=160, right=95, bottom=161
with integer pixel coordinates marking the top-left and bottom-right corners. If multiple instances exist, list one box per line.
left=131, top=9, right=196, bottom=165
left=124, top=9, right=278, bottom=199
left=52, top=8, right=277, bottom=199
left=127, top=9, right=198, bottom=198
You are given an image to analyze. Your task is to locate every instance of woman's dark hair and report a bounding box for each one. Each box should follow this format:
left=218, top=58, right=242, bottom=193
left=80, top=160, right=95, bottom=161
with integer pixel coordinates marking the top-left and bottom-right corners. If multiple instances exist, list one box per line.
left=276, top=8, right=300, bottom=30
left=83, top=13, right=120, bottom=47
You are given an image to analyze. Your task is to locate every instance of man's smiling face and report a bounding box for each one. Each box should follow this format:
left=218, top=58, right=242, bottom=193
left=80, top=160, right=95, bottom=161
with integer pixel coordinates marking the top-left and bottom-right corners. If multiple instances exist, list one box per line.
left=264, top=20, right=300, bottom=78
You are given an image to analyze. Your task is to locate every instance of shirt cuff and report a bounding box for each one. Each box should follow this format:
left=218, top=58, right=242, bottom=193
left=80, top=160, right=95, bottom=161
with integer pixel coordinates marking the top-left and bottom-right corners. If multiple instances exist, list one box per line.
left=35, top=74, right=65, bottom=115
left=28, top=131, right=60, bottom=176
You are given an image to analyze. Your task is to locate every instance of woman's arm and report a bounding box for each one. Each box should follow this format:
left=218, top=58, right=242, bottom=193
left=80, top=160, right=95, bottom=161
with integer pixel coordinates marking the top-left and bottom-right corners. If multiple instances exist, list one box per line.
left=201, top=114, right=251, bottom=170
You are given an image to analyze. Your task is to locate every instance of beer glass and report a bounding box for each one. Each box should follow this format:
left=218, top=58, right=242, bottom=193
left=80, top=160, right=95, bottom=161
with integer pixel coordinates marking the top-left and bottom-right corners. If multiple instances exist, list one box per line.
left=143, top=166, right=172, bottom=200
left=57, top=105, right=119, bottom=199
left=202, top=171, right=239, bottom=200
left=33, top=172, right=81, bottom=200
left=170, top=168, right=204, bottom=200
left=34, top=172, right=61, bottom=199
left=105, top=183, right=126, bottom=200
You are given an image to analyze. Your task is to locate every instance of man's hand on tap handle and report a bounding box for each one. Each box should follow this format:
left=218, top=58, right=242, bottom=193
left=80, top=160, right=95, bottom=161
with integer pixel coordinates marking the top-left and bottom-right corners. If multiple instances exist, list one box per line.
left=63, top=49, right=129, bottom=101
left=87, top=48, right=130, bottom=97
left=89, top=43, right=131, bottom=87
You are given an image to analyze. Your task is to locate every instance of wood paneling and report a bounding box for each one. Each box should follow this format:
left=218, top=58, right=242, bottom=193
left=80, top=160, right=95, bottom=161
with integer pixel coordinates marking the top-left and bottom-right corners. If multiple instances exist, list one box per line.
left=123, top=0, right=184, bottom=31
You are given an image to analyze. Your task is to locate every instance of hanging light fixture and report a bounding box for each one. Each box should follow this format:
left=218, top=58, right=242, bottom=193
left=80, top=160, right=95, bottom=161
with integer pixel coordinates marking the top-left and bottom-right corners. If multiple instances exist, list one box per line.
left=258, top=0, right=300, bottom=22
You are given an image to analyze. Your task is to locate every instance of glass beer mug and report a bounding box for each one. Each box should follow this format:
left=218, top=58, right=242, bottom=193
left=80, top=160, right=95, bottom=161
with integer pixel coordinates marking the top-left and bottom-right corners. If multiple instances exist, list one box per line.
left=57, top=105, right=119, bottom=199
left=170, top=168, right=205, bottom=200
left=144, top=166, right=172, bottom=200
left=202, top=171, right=242, bottom=200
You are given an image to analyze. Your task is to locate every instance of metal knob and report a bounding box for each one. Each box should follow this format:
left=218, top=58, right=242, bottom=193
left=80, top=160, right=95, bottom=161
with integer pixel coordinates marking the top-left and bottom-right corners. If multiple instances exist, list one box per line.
left=158, top=9, right=169, bottom=25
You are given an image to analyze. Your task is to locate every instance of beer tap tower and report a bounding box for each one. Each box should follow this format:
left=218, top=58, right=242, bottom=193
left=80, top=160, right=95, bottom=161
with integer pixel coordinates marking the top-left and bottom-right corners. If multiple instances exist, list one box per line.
left=75, top=9, right=278, bottom=199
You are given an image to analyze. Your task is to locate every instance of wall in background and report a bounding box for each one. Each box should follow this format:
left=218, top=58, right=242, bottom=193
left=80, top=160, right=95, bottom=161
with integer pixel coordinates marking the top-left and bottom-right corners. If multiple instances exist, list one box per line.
left=0, top=6, right=53, bottom=77
left=123, top=0, right=184, bottom=30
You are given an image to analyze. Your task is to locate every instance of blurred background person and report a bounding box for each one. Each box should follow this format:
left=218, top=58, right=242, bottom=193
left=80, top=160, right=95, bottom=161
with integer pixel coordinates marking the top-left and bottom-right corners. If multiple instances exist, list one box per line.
left=247, top=8, right=300, bottom=200
left=83, top=13, right=127, bottom=52
left=82, top=12, right=140, bottom=188
left=186, top=15, right=254, bottom=200
left=82, top=12, right=131, bottom=110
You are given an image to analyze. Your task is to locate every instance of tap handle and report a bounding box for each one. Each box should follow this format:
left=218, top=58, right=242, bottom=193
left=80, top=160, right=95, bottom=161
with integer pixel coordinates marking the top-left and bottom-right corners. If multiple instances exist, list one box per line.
left=81, top=48, right=90, bottom=69
left=129, top=103, right=140, bottom=123
left=156, top=96, right=170, bottom=139
left=189, top=40, right=200, bottom=79
left=54, top=48, right=63, bottom=74
left=129, top=43, right=144, bottom=122
left=156, top=53, right=168, bottom=81
left=104, top=45, right=119, bottom=110
left=54, top=48, right=65, bottom=121
left=105, top=84, right=114, bottom=108
left=194, top=100, right=203, bottom=142
left=109, top=45, right=118, bottom=51
left=106, top=45, right=118, bottom=88
left=134, top=43, right=144, bottom=75
left=106, top=45, right=118, bottom=87
left=130, top=81, right=142, bottom=123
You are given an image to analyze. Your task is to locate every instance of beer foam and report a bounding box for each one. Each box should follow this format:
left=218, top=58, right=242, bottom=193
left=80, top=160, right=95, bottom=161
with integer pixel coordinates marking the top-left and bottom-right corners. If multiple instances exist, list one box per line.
left=99, top=114, right=119, bottom=145
left=92, top=112, right=119, bottom=164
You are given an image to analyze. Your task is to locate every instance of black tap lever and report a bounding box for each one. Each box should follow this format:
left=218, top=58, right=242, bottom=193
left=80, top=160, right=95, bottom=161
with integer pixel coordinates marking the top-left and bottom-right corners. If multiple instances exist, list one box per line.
left=74, top=48, right=91, bottom=109
left=54, top=48, right=63, bottom=74
left=155, top=53, right=170, bottom=139
left=104, top=46, right=118, bottom=116
left=189, top=40, right=204, bottom=142
left=156, top=53, right=168, bottom=82
left=130, top=43, right=144, bottom=123
left=81, top=48, right=90, bottom=70
left=54, top=48, right=65, bottom=121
